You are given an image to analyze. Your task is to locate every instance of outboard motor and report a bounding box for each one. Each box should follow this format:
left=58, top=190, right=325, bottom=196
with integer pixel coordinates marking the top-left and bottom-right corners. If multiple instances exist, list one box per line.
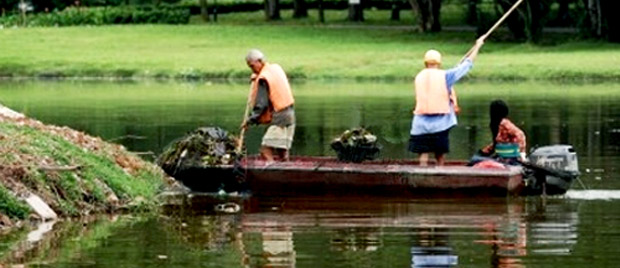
left=526, top=145, right=580, bottom=195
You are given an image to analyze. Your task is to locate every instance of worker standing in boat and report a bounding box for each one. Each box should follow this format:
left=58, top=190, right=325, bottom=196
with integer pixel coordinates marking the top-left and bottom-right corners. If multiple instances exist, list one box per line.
left=409, top=38, right=485, bottom=166
left=241, top=49, right=296, bottom=162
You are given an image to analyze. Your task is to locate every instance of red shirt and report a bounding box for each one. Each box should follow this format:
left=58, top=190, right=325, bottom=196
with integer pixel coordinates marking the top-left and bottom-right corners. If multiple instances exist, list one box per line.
left=482, top=118, right=527, bottom=154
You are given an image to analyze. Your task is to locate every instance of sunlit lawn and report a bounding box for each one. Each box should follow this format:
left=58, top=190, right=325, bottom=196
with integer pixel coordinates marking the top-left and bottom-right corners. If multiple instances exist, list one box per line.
left=0, top=7, right=619, bottom=81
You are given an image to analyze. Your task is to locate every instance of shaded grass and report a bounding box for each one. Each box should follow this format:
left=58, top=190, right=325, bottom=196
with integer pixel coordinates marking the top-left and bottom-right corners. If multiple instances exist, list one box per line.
left=0, top=185, right=30, bottom=220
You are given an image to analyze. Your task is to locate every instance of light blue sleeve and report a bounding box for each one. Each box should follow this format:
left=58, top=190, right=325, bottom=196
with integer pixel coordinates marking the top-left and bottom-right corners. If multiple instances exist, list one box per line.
left=445, top=59, right=473, bottom=89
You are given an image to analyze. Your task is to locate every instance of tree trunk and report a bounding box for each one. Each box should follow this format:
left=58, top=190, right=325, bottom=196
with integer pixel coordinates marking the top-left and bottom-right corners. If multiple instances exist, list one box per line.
left=524, top=0, right=550, bottom=43
left=293, top=0, right=308, bottom=18
left=495, top=0, right=551, bottom=43
left=265, top=0, right=281, bottom=20
left=466, top=0, right=479, bottom=25
left=429, top=0, right=441, bottom=32
left=318, top=0, right=325, bottom=23
left=556, top=0, right=570, bottom=25
left=408, top=0, right=441, bottom=32
left=348, top=0, right=364, bottom=22
left=199, top=0, right=209, bottom=22
left=584, top=0, right=603, bottom=37
left=408, top=0, right=430, bottom=32
left=391, top=2, right=401, bottom=21
left=592, top=0, right=602, bottom=37
left=496, top=0, right=526, bottom=40
left=602, top=1, right=620, bottom=42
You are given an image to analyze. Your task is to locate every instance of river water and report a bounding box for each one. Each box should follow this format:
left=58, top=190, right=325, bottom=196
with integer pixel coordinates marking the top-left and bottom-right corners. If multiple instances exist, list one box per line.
left=0, top=80, right=619, bottom=266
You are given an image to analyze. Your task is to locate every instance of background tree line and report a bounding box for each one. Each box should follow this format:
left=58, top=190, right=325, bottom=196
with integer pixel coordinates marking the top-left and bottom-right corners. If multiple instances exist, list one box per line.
left=399, top=0, right=620, bottom=43
left=1, top=0, right=619, bottom=42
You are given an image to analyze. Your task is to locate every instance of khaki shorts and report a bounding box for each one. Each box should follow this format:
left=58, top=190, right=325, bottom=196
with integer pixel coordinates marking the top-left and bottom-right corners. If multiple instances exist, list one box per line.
left=262, top=124, right=295, bottom=150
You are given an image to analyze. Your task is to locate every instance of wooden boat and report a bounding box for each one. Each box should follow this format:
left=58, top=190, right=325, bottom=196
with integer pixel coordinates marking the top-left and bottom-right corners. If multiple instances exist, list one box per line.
left=171, top=156, right=561, bottom=196
left=167, top=144, right=580, bottom=196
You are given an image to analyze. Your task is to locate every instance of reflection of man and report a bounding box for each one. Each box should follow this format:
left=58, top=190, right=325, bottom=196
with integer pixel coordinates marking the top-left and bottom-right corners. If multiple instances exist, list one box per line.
left=411, top=227, right=458, bottom=267
left=409, top=39, right=484, bottom=166
left=262, top=230, right=296, bottom=267
left=242, top=49, right=296, bottom=162
left=478, top=201, right=527, bottom=268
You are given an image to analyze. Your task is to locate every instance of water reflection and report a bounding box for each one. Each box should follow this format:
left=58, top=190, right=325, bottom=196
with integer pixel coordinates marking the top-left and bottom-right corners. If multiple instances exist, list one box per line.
left=0, top=195, right=602, bottom=267
left=159, top=195, right=582, bottom=268
left=411, top=227, right=458, bottom=267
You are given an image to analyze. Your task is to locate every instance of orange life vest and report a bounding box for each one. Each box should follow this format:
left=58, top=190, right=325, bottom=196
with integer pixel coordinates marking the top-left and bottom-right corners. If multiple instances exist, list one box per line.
left=413, top=68, right=457, bottom=115
left=250, top=63, right=295, bottom=124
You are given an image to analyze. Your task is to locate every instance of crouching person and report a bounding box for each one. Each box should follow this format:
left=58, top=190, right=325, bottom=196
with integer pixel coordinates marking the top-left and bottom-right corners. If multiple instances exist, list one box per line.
left=474, top=99, right=527, bottom=166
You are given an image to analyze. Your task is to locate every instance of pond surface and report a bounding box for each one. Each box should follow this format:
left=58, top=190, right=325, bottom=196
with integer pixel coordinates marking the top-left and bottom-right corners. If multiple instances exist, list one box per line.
left=0, top=80, right=619, bottom=266
left=0, top=80, right=618, bottom=188
left=2, top=195, right=620, bottom=267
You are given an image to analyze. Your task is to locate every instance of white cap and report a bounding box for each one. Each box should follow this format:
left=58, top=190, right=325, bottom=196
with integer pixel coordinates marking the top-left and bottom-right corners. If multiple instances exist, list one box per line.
left=424, top=49, right=442, bottom=64
left=246, top=49, right=265, bottom=62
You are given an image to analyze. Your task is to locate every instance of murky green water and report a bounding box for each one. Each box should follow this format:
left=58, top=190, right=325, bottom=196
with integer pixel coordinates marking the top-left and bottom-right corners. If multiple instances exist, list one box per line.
left=0, top=80, right=618, bottom=188
left=2, top=195, right=620, bottom=267
left=1, top=80, right=620, bottom=266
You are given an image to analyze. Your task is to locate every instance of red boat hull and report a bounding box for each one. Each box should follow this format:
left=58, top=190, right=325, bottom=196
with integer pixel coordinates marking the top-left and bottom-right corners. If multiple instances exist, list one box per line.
left=174, top=156, right=525, bottom=196
left=242, top=157, right=524, bottom=196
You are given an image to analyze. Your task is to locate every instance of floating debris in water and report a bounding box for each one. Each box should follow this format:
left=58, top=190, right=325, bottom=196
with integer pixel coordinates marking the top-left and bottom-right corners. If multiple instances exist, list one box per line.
left=330, top=127, right=381, bottom=163
left=214, top=202, right=241, bottom=213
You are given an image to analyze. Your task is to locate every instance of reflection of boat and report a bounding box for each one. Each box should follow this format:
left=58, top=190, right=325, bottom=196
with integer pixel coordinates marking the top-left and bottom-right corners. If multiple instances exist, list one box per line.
left=169, top=145, right=579, bottom=196
left=159, top=193, right=581, bottom=267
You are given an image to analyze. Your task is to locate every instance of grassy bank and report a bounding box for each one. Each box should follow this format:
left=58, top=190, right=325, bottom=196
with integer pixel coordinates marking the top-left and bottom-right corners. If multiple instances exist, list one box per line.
left=0, top=105, right=168, bottom=226
left=0, top=24, right=619, bottom=81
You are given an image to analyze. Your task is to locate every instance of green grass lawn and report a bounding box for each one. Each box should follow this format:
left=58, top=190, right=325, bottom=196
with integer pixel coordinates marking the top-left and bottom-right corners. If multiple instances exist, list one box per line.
left=0, top=20, right=619, bottom=81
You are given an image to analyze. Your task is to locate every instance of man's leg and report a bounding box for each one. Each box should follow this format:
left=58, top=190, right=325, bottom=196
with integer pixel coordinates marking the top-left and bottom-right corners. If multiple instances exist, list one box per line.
left=435, top=153, right=445, bottom=166
left=419, top=153, right=429, bottom=166
left=278, top=149, right=290, bottom=161
left=260, top=146, right=275, bottom=162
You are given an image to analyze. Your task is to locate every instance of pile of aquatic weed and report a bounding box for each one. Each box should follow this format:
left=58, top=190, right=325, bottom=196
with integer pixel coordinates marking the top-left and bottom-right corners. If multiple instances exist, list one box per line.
left=331, top=127, right=382, bottom=163
left=157, top=127, right=242, bottom=177
left=0, top=106, right=170, bottom=228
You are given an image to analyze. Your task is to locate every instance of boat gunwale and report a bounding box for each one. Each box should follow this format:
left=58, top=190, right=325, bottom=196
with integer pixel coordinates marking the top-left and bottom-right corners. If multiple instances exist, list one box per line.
left=211, top=156, right=523, bottom=177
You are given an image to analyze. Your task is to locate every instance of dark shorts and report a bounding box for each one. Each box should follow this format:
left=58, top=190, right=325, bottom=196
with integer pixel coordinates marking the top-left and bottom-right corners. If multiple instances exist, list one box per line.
left=408, top=129, right=450, bottom=154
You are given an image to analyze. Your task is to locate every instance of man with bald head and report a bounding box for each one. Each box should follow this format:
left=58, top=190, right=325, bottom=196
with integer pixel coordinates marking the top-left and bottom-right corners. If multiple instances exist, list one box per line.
left=409, top=38, right=485, bottom=166
left=242, top=49, right=296, bottom=162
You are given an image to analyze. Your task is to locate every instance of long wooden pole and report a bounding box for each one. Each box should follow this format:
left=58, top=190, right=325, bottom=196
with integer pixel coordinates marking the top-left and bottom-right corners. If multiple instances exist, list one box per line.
left=236, top=84, right=253, bottom=154
left=460, top=0, right=525, bottom=62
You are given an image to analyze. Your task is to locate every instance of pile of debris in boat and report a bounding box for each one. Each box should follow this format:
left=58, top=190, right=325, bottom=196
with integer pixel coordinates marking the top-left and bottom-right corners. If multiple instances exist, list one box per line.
left=330, top=127, right=382, bottom=163
left=157, top=127, right=244, bottom=192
